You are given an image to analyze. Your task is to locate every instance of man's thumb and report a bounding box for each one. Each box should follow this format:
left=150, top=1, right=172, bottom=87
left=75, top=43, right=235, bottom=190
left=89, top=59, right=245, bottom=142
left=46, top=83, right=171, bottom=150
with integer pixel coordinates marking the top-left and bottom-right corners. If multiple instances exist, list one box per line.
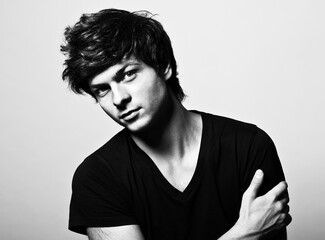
left=248, top=169, right=264, bottom=198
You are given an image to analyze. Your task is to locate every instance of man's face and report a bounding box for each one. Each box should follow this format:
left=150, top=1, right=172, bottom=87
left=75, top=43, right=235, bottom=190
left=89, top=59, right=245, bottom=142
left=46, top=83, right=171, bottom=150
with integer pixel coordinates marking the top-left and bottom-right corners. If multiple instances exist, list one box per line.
left=89, top=57, right=171, bottom=133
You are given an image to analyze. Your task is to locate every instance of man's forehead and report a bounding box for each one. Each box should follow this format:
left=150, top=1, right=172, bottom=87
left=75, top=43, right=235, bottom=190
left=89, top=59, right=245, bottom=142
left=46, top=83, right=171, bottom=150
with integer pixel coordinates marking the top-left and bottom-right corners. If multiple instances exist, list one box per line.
left=89, top=57, right=141, bottom=86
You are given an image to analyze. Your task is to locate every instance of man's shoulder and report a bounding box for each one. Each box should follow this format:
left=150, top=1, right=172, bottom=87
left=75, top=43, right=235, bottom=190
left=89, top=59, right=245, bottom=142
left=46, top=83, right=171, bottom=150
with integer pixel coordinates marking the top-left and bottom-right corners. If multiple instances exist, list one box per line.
left=70, top=129, right=135, bottom=210
left=93, top=128, right=130, bottom=159
left=200, top=111, right=258, bottom=136
left=73, top=128, right=130, bottom=182
left=201, top=111, right=275, bottom=151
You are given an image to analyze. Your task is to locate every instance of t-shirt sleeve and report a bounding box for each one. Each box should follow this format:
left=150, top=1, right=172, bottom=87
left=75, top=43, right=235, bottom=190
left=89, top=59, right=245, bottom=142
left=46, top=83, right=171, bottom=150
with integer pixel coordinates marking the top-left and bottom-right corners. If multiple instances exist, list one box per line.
left=239, top=127, right=288, bottom=239
left=68, top=154, right=137, bottom=235
left=240, top=127, right=286, bottom=195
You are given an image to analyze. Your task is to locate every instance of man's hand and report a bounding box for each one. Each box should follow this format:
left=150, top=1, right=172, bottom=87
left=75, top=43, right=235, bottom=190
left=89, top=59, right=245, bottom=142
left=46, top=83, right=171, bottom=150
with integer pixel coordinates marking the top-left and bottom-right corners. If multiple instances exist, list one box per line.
left=219, top=170, right=291, bottom=240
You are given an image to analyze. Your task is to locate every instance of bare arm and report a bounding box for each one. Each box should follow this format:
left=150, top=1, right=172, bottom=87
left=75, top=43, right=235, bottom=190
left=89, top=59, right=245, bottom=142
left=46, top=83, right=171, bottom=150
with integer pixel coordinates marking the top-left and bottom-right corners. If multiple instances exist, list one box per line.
left=218, top=170, right=291, bottom=240
left=87, top=225, right=145, bottom=240
left=86, top=170, right=290, bottom=240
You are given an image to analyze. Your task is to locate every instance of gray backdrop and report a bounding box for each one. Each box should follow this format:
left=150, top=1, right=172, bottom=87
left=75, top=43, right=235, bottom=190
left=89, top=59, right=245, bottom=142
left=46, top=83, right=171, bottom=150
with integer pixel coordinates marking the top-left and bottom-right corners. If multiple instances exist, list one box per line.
left=1, top=0, right=324, bottom=239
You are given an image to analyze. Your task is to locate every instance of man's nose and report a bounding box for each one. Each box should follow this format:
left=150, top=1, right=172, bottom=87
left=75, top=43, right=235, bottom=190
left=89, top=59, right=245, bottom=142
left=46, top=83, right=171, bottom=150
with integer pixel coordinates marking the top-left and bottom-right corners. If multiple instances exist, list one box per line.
left=111, top=84, right=131, bottom=108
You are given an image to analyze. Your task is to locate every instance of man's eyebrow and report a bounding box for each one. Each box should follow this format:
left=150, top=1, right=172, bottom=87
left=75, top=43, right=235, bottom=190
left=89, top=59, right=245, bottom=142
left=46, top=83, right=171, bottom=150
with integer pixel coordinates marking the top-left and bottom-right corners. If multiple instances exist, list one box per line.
left=89, top=82, right=108, bottom=90
left=89, top=61, right=141, bottom=90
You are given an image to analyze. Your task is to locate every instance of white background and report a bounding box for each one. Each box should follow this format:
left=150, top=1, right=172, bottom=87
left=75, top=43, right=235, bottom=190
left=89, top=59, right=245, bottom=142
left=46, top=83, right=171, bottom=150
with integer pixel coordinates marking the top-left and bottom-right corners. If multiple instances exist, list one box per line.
left=1, top=0, right=324, bottom=239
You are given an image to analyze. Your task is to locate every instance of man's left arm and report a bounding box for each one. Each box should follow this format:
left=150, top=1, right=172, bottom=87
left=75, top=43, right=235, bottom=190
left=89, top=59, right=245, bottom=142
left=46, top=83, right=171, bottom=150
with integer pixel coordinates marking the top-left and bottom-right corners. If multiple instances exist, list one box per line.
left=239, top=127, right=290, bottom=239
left=218, top=169, right=291, bottom=240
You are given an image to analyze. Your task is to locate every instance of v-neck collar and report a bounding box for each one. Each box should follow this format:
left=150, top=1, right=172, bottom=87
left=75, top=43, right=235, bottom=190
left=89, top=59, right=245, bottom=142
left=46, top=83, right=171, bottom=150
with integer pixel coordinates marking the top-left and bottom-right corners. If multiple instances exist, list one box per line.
left=127, top=111, right=209, bottom=201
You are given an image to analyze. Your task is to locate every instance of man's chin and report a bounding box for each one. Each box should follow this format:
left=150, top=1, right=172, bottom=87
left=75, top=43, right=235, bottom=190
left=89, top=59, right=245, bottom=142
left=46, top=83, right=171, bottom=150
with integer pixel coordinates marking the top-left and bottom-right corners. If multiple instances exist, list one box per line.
left=125, top=118, right=154, bottom=136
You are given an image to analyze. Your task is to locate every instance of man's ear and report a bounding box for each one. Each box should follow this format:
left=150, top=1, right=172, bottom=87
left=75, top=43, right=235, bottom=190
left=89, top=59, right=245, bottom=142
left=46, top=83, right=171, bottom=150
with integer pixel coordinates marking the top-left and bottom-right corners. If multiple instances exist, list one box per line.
left=164, top=65, right=172, bottom=81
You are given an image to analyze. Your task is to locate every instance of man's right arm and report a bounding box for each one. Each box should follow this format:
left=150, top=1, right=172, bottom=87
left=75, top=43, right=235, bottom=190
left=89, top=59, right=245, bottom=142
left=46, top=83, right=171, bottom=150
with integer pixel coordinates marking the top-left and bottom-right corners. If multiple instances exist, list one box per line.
left=86, top=170, right=290, bottom=240
left=87, top=225, right=145, bottom=240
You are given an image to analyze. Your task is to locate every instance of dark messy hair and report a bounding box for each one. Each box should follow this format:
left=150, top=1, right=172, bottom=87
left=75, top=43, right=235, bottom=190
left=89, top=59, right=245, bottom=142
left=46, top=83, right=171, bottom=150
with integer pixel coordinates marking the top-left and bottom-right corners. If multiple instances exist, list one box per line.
left=61, top=8, right=185, bottom=101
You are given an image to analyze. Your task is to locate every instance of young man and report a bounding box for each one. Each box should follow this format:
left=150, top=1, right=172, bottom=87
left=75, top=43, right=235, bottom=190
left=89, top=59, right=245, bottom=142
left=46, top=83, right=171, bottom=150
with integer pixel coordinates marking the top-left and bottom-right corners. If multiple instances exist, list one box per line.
left=61, top=9, right=291, bottom=240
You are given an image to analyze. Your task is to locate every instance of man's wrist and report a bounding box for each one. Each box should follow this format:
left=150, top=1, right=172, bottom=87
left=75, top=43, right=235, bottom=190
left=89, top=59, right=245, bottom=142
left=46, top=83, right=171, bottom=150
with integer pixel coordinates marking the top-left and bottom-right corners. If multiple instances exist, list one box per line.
left=217, top=220, right=260, bottom=240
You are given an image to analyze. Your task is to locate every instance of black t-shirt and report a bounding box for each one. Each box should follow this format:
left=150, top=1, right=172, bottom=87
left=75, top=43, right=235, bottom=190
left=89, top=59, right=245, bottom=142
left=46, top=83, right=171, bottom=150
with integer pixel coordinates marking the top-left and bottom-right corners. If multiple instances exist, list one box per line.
left=69, top=111, right=286, bottom=239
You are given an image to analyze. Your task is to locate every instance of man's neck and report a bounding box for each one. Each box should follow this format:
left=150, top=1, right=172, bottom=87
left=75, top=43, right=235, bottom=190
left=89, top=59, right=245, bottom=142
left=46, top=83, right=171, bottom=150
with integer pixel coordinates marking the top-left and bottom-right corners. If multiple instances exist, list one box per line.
left=131, top=96, right=202, bottom=164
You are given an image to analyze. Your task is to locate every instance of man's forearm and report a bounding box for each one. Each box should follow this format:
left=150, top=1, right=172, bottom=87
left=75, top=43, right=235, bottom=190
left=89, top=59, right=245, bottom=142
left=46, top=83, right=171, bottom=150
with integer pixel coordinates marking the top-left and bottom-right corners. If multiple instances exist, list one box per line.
left=216, top=225, right=287, bottom=240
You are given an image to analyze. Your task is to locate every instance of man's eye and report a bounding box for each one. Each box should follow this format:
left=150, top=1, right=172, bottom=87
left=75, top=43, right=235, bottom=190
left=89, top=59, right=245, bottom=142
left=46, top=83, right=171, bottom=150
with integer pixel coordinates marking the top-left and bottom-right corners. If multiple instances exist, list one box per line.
left=95, top=87, right=110, bottom=97
left=123, top=69, right=137, bottom=81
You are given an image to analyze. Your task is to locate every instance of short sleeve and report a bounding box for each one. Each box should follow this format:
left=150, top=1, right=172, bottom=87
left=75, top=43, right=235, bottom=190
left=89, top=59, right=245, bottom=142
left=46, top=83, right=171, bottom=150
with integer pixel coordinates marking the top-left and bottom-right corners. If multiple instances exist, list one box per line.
left=239, top=127, right=288, bottom=239
left=240, top=127, right=286, bottom=195
left=68, top=154, right=137, bottom=235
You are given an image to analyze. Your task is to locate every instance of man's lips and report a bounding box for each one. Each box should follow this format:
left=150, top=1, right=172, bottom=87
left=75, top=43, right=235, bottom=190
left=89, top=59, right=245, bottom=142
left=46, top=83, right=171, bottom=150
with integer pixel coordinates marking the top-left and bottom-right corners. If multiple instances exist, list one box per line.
left=120, top=108, right=140, bottom=121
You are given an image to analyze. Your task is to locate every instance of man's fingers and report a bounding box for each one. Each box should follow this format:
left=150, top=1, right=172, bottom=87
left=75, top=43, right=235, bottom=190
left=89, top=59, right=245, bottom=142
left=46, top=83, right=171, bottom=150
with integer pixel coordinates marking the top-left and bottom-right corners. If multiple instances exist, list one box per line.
left=247, top=169, right=264, bottom=198
left=282, top=204, right=290, bottom=214
left=277, top=197, right=290, bottom=215
left=279, top=194, right=290, bottom=205
left=279, top=213, right=292, bottom=228
left=268, top=181, right=288, bottom=199
left=284, top=213, right=292, bottom=226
